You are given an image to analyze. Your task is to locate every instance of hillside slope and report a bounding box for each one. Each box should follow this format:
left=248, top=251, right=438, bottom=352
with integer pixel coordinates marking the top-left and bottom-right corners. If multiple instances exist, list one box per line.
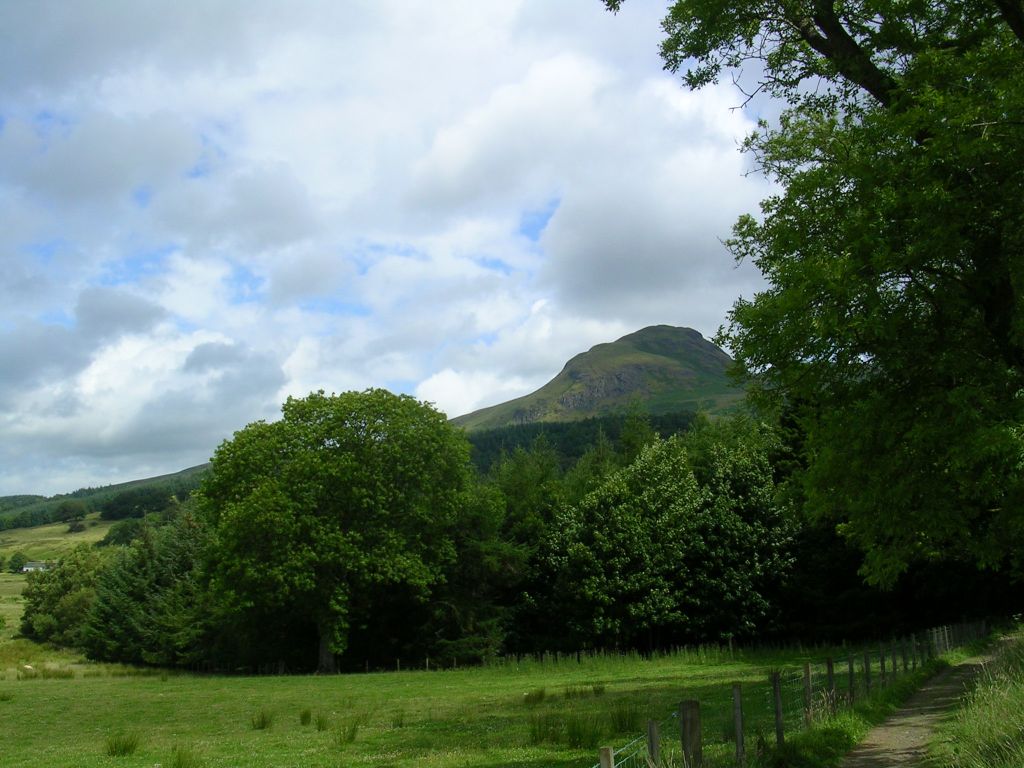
left=452, top=325, right=743, bottom=431
left=0, top=463, right=208, bottom=528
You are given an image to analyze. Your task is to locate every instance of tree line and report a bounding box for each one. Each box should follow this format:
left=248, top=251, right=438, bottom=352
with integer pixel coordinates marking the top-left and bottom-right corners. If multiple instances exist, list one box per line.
left=0, top=476, right=201, bottom=532
left=19, top=388, right=1018, bottom=672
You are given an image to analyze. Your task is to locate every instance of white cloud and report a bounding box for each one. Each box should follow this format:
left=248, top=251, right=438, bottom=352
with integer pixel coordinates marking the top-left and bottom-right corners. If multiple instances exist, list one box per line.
left=0, top=0, right=773, bottom=495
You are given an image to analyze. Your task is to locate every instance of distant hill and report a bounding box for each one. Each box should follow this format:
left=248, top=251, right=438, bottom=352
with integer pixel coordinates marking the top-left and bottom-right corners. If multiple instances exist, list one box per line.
left=0, top=464, right=209, bottom=530
left=452, top=325, right=743, bottom=432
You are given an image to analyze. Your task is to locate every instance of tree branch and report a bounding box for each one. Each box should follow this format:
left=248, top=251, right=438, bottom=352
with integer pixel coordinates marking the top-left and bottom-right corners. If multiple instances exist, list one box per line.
left=796, top=0, right=901, bottom=108
left=991, top=0, right=1024, bottom=43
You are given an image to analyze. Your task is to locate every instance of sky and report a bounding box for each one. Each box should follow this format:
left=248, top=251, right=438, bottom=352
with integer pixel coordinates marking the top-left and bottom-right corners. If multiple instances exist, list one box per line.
left=0, top=0, right=774, bottom=496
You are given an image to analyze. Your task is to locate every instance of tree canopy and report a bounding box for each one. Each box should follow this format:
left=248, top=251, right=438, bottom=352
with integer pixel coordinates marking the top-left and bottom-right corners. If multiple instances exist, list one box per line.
left=610, top=0, right=1024, bottom=584
left=198, top=389, right=472, bottom=672
left=549, top=417, right=793, bottom=648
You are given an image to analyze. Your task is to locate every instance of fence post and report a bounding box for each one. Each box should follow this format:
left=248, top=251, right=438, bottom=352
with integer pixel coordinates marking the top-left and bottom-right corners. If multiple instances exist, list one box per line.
left=680, top=699, right=703, bottom=768
left=803, top=663, right=813, bottom=727
left=733, top=683, right=745, bottom=767
left=647, top=719, right=660, bottom=765
left=847, top=656, right=855, bottom=704
left=599, top=746, right=614, bottom=768
left=864, top=650, right=871, bottom=694
left=826, top=657, right=836, bottom=715
left=771, top=672, right=785, bottom=746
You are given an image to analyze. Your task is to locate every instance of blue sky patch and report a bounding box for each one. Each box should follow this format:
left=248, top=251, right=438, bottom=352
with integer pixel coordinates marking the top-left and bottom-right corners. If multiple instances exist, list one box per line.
left=98, top=244, right=177, bottom=286
left=23, top=238, right=67, bottom=264
left=132, top=186, right=153, bottom=209
left=228, top=264, right=265, bottom=303
left=518, top=198, right=560, bottom=242
left=38, top=309, right=74, bottom=328
left=475, top=257, right=513, bottom=275
left=31, top=109, right=73, bottom=140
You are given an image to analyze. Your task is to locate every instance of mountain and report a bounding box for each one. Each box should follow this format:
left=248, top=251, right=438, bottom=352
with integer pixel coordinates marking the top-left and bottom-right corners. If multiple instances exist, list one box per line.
left=451, top=325, right=743, bottom=431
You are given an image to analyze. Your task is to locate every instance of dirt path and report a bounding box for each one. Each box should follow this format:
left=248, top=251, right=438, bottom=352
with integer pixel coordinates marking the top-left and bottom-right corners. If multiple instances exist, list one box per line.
left=838, top=656, right=989, bottom=767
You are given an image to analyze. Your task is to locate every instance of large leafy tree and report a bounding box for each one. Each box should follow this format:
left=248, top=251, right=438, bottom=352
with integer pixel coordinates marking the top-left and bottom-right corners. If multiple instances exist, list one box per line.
left=21, top=545, right=108, bottom=647
left=550, top=418, right=793, bottom=648
left=198, top=389, right=471, bottom=673
left=609, top=0, right=1024, bottom=584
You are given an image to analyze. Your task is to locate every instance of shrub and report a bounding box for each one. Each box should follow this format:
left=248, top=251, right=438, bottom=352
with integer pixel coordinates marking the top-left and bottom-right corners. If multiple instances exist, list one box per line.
left=8, top=551, right=28, bottom=574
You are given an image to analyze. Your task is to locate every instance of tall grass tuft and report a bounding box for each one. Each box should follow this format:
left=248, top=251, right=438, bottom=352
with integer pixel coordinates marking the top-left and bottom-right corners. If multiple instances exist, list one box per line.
left=104, top=731, right=140, bottom=757
left=299, top=707, right=312, bottom=726
left=40, top=666, right=74, bottom=679
left=522, top=687, right=546, bottom=705
left=250, top=708, right=274, bottom=730
left=608, top=699, right=642, bottom=734
left=169, top=744, right=204, bottom=768
left=565, top=710, right=604, bottom=748
left=315, top=711, right=330, bottom=731
left=528, top=711, right=562, bottom=744
left=0, top=691, right=12, bottom=702
left=335, top=717, right=360, bottom=745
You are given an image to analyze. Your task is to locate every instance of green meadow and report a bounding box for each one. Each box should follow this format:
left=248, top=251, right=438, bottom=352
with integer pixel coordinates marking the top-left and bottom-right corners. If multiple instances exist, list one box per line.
left=0, top=513, right=114, bottom=561
left=0, top=642, right=817, bottom=768
left=0, top=573, right=25, bottom=642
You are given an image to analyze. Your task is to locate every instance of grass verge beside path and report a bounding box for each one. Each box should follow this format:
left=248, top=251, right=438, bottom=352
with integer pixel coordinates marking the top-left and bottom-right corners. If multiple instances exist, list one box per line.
left=757, top=659, right=949, bottom=768
left=929, top=629, right=1024, bottom=768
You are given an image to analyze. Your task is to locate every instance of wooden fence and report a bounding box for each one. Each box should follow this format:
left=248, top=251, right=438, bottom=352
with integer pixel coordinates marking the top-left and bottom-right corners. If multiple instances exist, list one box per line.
left=593, top=621, right=987, bottom=768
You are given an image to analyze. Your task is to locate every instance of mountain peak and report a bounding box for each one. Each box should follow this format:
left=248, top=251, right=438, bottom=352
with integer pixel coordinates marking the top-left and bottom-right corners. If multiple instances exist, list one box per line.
left=451, top=325, right=742, bottom=431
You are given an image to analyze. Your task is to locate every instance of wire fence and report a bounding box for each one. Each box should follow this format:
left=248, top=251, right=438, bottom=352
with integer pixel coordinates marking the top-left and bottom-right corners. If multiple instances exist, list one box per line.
left=590, top=620, right=987, bottom=768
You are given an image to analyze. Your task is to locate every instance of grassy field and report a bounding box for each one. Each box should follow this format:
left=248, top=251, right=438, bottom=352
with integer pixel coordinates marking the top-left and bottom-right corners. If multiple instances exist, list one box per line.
left=0, top=573, right=25, bottom=642
left=0, top=513, right=114, bottom=562
left=0, top=643, right=829, bottom=768
left=0, top=520, right=974, bottom=768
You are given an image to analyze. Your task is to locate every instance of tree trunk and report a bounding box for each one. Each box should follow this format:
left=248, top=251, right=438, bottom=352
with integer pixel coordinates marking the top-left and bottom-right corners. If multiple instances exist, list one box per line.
left=317, top=625, right=337, bottom=674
